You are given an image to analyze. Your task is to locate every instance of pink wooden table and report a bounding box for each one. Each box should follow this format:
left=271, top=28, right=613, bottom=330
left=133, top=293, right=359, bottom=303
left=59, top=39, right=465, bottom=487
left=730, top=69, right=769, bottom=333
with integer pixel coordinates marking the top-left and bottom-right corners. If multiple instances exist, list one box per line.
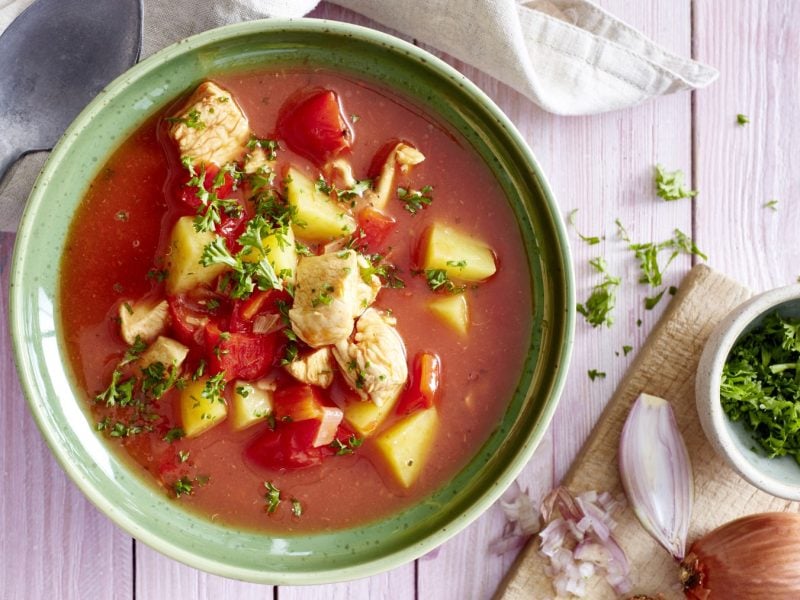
left=2, top=1, right=798, bottom=597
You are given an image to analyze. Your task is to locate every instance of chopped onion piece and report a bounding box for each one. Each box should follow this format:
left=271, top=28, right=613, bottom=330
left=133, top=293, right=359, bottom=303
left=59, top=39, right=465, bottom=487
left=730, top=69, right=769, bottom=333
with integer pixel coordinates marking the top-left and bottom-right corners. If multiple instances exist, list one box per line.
left=538, top=487, right=631, bottom=598
left=252, top=313, right=281, bottom=335
left=489, top=481, right=541, bottom=555
left=619, top=393, right=693, bottom=559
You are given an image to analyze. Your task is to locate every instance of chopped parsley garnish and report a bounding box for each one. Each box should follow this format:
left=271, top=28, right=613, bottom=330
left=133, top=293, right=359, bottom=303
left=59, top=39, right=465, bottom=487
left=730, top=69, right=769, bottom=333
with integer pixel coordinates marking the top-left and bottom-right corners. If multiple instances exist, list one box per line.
left=95, top=369, right=135, bottom=407
left=721, top=313, right=800, bottom=463
left=622, top=345, right=633, bottom=356
left=654, top=164, right=697, bottom=201
left=167, top=109, right=206, bottom=130
left=567, top=209, right=602, bottom=245
left=736, top=113, right=750, bottom=126
left=178, top=450, right=190, bottom=463
left=446, top=260, right=467, bottom=269
left=361, top=253, right=405, bottom=289
left=146, top=268, right=168, bottom=282
left=121, top=336, right=147, bottom=366
left=311, top=284, right=335, bottom=308
left=281, top=342, right=299, bottom=366
left=397, top=185, right=433, bottom=214
left=330, top=435, right=364, bottom=455
left=264, top=481, right=281, bottom=514
left=628, top=228, right=707, bottom=288
left=588, top=369, right=606, bottom=381
left=163, top=427, right=185, bottom=443
left=201, top=218, right=284, bottom=299
left=246, top=137, right=279, bottom=160
left=644, top=289, right=666, bottom=310
left=291, top=499, right=303, bottom=517
left=424, top=269, right=465, bottom=294
left=173, top=477, right=194, bottom=497
left=765, top=199, right=779, bottom=211
left=576, top=257, right=620, bottom=328
left=141, top=361, right=181, bottom=400
left=201, top=372, right=226, bottom=404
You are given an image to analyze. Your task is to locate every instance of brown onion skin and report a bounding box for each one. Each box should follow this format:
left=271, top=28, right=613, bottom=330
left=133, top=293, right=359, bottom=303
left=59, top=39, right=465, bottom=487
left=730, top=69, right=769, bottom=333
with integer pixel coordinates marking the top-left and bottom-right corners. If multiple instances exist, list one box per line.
left=680, top=512, right=800, bottom=599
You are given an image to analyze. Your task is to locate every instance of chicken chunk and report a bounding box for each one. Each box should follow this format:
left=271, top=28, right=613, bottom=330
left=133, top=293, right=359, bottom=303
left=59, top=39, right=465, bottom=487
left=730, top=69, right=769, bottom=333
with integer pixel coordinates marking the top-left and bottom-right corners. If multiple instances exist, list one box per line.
left=169, top=81, right=250, bottom=166
left=289, top=250, right=381, bottom=347
left=333, top=308, right=408, bottom=407
left=372, top=142, right=426, bottom=210
left=284, top=347, right=335, bottom=389
left=119, top=299, right=169, bottom=345
left=137, top=336, right=189, bottom=371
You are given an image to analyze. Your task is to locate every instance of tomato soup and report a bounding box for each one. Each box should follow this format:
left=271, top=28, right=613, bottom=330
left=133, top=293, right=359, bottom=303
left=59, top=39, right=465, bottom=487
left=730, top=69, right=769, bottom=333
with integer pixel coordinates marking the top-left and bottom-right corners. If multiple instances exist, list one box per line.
left=60, top=69, right=532, bottom=532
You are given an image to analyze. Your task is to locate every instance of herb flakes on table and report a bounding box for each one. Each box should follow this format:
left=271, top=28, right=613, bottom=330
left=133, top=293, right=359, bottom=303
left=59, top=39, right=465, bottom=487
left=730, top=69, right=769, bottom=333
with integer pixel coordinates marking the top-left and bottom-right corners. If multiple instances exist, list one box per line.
left=654, top=164, right=697, bottom=201
left=721, top=312, right=800, bottom=463
left=576, top=257, right=620, bottom=328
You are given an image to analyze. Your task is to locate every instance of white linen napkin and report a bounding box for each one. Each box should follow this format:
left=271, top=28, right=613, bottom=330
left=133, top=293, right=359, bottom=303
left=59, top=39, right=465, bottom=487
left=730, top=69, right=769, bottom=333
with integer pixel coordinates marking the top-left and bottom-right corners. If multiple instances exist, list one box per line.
left=0, top=0, right=716, bottom=232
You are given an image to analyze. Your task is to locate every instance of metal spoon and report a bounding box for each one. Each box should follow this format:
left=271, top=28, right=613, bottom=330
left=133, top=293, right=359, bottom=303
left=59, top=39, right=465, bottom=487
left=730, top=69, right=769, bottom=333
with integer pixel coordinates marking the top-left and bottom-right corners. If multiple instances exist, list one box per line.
left=0, top=0, right=143, bottom=180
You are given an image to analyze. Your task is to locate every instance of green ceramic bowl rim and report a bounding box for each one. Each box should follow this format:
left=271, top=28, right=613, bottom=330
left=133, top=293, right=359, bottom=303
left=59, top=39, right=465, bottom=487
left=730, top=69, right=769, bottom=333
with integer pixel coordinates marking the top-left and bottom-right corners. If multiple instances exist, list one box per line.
left=9, top=18, right=574, bottom=583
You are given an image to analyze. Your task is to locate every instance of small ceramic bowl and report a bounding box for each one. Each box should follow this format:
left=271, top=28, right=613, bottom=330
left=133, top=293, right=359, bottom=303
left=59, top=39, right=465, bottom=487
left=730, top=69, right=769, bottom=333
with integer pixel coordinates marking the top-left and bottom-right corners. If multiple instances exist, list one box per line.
left=696, top=284, right=800, bottom=501
left=10, top=19, right=574, bottom=583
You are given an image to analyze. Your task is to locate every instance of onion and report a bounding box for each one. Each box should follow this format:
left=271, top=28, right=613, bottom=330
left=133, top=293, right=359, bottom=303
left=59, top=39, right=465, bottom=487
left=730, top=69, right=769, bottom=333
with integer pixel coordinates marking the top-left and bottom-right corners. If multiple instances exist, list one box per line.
left=252, top=313, right=281, bottom=335
left=619, top=393, right=693, bottom=559
left=538, top=487, right=631, bottom=597
left=489, top=481, right=540, bottom=555
left=680, top=512, right=800, bottom=599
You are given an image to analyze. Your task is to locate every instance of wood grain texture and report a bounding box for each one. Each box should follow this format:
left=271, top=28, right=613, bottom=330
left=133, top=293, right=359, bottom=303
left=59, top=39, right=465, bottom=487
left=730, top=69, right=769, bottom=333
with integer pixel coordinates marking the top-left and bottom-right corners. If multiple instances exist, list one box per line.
left=0, top=234, right=133, bottom=600
left=495, top=265, right=799, bottom=600
left=693, top=0, right=800, bottom=292
left=2, top=1, right=796, bottom=598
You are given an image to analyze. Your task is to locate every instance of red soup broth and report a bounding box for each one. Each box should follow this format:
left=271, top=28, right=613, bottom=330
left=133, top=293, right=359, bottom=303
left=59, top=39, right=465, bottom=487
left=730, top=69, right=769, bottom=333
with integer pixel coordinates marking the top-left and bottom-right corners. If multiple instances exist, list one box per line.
left=59, top=69, right=533, bottom=532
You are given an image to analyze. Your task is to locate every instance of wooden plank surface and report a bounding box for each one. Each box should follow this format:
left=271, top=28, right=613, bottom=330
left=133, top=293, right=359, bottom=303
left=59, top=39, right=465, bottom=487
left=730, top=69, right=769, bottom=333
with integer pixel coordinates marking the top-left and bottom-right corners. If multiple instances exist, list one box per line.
left=1, top=1, right=798, bottom=598
left=495, top=265, right=800, bottom=599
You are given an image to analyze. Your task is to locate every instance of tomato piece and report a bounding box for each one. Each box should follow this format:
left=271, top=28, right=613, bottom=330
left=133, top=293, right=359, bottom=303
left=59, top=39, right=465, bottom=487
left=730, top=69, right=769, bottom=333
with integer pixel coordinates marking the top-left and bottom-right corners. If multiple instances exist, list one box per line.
left=357, top=207, right=396, bottom=253
left=167, top=294, right=223, bottom=348
left=245, top=420, right=325, bottom=470
left=204, top=323, right=281, bottom=380
left=396, top=352, right=441, bottom=416
left=277, top=89, right=351, bottom=165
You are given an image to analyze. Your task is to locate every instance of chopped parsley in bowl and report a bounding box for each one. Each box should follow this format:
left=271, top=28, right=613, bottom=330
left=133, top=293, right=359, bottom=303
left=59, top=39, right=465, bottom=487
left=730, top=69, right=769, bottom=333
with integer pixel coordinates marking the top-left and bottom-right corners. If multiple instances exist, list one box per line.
left=697, top=284, right=800, bottom=501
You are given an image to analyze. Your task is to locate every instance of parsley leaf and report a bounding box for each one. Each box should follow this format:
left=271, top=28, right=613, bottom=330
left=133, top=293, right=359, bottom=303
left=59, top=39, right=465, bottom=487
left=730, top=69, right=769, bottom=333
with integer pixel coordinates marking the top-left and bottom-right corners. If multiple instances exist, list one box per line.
left=264, top=481, right=281, bottom=514
left=736, top=113, right=750, bottom=126
left=654, top=164, right=697, bottom=201
left=644, top=289, right=666, bottom=310
left=764, top=199, right=779, bottom=211
left=397, top=185, right=433, bottom=214
left=576, top=257, right=620, bottom=328
left=588, top=369, right=606, bottom=381
left=424, top=269, right=465, bottom=294
left=567, top=209, right=602, bottom=245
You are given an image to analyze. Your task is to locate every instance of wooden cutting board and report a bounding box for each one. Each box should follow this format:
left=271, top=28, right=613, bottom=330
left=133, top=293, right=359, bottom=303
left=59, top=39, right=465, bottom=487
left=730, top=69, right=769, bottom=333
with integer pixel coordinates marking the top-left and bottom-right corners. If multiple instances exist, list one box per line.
left=495, top=264, right=800, bottom=599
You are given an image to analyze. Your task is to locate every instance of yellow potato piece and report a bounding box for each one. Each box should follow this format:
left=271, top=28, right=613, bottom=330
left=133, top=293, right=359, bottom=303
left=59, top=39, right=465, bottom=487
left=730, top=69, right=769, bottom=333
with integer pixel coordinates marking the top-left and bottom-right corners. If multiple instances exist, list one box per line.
left=166, top=216, right=228, bottom=294
left=428, top=294, right=469, bottom=336
left=230, top=381, right=274, bottom=431
left=343, top=392, right=401, bottom=438
left=374, top=408, right=439, bottom=488
left=241, top=223, right=298, bottom=285
left=179, top=376, right=227, bottom=438
left=420, top=223, right=497, bottom=282
left=285, top=167, right=356, bottom=242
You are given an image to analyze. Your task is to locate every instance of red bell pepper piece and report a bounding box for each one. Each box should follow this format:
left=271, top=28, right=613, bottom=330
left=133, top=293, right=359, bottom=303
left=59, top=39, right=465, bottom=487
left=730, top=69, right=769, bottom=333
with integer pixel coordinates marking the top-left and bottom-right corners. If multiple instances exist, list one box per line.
left=167, top=294, right=224, bottom=348
left=229, top=289, right=293, bottom=333
left=277, top=89, right=351, bottom=165
left=204, top=322, right=280, bottom=380
left=245, top=419, right=325, bottom=470
left=396, top=352, right=441, bottom=416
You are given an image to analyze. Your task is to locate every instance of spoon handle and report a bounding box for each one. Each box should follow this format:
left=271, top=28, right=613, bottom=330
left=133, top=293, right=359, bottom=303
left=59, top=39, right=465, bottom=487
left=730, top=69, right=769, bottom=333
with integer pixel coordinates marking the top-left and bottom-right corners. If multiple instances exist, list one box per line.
left=0, top=137, right=22, bottom=183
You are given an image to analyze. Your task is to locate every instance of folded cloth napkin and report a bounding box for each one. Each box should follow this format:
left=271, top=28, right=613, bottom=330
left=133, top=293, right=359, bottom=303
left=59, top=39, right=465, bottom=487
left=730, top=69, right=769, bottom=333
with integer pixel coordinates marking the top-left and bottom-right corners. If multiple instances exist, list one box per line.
left=0, top=0, right=716, bottom=232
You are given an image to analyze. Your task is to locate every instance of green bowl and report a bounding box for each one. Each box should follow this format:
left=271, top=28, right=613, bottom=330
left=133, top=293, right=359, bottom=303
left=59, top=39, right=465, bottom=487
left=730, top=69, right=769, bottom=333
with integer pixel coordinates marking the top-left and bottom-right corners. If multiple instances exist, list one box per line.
left=9, top=19, right=574, bottom=583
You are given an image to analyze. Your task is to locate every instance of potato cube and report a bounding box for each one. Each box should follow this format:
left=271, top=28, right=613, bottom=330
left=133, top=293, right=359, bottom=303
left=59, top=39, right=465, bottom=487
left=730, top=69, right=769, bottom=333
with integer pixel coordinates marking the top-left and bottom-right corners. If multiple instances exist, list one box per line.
left=242, top=223, right=297, bottom=285
left=374, top=408, right=439, bottom=488
left=420, top=223, right=497, bottom=281
left=428, top=294, right=469, bottom=336
left=179, top=376, right=227, bottom=438
left=285, top=167, right=356, bottom=242
left=343, top=392, right=401, bottom=437
left=166, top=216, right=229, bottom=294
left=230, top=381, right=274, bottom=431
